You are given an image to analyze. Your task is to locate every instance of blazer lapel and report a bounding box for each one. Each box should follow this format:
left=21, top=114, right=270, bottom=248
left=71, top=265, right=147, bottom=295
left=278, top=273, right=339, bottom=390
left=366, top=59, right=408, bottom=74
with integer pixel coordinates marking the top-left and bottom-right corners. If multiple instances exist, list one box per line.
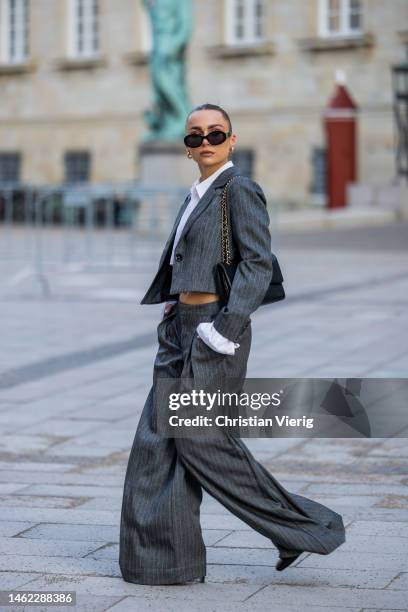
left=175, top=165, right=241, bottom=245
left=157, top=165, right=241, bottom=269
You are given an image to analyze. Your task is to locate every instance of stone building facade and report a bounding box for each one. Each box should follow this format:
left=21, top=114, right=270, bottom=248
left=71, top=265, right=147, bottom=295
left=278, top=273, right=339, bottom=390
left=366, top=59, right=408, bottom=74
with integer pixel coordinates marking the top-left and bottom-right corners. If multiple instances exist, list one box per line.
left=0, top=0, right=407, bottom=205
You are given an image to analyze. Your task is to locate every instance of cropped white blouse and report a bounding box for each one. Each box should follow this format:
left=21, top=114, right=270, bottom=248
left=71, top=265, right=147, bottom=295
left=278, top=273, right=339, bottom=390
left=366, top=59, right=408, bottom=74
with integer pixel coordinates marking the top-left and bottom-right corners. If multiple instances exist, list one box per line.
left=162, top=160, right=240, bottom=355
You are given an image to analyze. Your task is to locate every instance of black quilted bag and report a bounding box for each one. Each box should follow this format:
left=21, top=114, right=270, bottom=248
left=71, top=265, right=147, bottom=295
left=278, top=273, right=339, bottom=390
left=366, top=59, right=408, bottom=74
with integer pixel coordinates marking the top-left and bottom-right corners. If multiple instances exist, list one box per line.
left=214, top=176, right=285, bottom=306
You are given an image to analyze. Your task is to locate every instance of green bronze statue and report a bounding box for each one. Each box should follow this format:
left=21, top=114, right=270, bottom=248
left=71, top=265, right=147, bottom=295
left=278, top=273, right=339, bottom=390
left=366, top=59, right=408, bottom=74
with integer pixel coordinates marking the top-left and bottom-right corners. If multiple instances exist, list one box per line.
left=142, top=0, right=193, bottom=142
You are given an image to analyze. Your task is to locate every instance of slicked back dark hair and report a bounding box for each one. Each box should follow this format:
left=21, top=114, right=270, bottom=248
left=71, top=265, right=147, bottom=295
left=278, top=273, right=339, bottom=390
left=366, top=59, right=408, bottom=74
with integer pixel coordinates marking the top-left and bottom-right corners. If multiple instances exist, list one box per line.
left=185, top=103, right=232, bottom=133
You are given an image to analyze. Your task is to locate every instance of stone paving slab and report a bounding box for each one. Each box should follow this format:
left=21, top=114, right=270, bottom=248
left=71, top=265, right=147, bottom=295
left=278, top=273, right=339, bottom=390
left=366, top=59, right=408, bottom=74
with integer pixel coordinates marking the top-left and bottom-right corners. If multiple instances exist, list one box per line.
left=251, top=585, right=406, bottom=610
left=297, top=551, right=407, bottom=572
left=22, top=419, right=103, bottom=437
left=205, top=565, right=398, bottom=589
left=386, top=573, right=408, bottom=590
left=105, top=599, right=362, bottom=612
left=362, top=609, right=406, bottom=612
left=0, top=462, right=76, bottom=473
left=309, top=494, right=385, bottom=507
left=346, top=520, right=408, bottom=537
left=0, top=556, right=119, bottom=577
left=328, top=508, right=408, bottom=523
left=247, top=584, right=408, bottom=609
left=0, top=537, right=106, bottom=558
left=61, top=403, right=139, bottom=422
left=0, top=483, right=28, bottom=495
left=304, top=483, right=408, bottom=496
left=0, top=508, right=119, bottom=526
left=19, top=485, right=124, bottom=498
left=0, top=522, right=36, bottom=538
left=0, top=435, right=58, bottom=454
left=43, top=443, right=129, bottom=458
left=18, top=523, right=119, bottom=543
left=10, top=575, right=262, bottom=602
left=0, top=495, right=90, bottom=509
left=0, top=470, right=124, bottom=486
left=71, top=498, right=121, bottom=512
left=0, top=572, right=40, bottom=590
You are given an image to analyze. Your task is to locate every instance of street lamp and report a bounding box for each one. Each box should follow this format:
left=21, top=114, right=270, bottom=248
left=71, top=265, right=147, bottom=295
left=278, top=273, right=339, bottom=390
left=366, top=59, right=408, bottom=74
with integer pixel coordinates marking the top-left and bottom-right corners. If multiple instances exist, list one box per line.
left=391, top=45, right=408, bottom=183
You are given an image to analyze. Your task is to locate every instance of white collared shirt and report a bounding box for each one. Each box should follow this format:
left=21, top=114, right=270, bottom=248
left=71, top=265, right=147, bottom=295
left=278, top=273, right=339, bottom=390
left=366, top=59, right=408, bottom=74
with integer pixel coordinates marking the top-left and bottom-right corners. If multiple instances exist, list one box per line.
left=164, top=160, right=239, bottom=355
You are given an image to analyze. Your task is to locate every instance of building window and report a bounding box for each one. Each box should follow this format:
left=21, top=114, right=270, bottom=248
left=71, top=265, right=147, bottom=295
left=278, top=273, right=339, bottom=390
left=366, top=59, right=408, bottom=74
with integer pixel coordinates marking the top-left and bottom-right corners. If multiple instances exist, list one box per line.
left=231, top=149, right=254, bottom=179
left=319, top=0, right=363, bottom=38
left=68, top=0, right=99, bottom=58
left=310, top=146, right=327, bottom=196
left=64, top=151, right=91, bottom=183
left=140, top=1, right=152, bottom=54
left=0, top=0, right=29, bottom=64
left=0, top=152, right=21, bottom=182
left=225, top=0, right=265, bottom=45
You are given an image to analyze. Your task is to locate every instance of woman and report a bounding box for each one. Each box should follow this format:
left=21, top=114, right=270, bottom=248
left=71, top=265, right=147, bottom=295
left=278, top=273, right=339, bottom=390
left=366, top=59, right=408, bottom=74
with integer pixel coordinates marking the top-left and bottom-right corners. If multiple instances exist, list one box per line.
left=119, top=103, right=346, bottom=585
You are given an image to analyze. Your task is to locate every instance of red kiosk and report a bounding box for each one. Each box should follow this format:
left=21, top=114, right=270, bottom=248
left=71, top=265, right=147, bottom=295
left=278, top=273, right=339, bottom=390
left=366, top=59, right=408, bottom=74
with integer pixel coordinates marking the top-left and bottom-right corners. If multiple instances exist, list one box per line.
left=324, top=74, right=359, bottom=208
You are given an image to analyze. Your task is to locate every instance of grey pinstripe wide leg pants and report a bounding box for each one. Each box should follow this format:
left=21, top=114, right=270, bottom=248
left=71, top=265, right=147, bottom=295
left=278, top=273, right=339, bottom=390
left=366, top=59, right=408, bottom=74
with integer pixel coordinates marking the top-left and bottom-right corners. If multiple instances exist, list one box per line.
left=119, top=300, right=345, bottom=585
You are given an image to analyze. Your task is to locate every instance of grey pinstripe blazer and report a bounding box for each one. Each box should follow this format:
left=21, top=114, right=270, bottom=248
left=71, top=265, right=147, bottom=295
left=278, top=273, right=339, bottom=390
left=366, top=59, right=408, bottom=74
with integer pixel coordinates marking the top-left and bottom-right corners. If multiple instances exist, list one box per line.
left=140, top=165, right=273, bottom=343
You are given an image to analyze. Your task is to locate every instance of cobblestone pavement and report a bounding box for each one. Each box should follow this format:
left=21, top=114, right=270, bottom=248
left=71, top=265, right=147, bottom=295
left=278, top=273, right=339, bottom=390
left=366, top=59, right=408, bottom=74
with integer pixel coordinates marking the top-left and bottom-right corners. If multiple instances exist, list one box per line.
left=0, top=222, right=407, bottom=611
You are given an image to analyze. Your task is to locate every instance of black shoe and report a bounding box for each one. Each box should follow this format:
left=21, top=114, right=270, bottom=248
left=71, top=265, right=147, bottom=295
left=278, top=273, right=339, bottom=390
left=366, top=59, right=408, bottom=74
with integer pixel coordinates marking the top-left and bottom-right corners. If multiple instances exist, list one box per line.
left=186, top=576, right=205, bottom=584
left=275, top=553, right=301, bottom=571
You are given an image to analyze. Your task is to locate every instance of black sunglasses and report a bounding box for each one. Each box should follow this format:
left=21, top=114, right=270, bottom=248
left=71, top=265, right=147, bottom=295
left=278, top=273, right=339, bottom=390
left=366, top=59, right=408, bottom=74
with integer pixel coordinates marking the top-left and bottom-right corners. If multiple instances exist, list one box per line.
left=184, top=129, right=232, bottom=148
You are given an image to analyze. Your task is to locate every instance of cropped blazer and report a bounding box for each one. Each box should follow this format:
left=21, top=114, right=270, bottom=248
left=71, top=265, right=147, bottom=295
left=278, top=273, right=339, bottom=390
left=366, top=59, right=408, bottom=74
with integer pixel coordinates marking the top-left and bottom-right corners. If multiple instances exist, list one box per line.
left=140, top=165, right=273, bottom=343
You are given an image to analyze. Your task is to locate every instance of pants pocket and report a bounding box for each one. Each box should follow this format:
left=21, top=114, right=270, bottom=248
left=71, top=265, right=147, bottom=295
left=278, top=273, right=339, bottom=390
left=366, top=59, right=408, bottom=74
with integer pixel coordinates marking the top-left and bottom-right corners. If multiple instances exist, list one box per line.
left=158, top=305, right=177, bottom=325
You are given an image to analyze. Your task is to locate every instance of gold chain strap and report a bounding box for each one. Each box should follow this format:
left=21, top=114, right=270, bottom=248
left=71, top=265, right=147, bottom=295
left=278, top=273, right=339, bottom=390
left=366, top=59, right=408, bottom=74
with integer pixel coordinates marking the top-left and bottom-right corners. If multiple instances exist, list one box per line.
left=220, top=176, right=240, bottom=265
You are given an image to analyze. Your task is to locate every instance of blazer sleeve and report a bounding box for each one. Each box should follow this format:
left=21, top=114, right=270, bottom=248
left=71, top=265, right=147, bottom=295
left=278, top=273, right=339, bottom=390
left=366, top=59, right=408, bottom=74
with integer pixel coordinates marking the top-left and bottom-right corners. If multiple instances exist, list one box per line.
left=211, top=175, right=273, bottom=343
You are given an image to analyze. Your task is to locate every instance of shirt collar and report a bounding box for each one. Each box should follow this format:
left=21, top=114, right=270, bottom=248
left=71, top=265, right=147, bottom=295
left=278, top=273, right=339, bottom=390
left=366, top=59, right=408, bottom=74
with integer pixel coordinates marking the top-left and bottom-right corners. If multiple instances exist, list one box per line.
left=191, top=160, right=234, bottom=200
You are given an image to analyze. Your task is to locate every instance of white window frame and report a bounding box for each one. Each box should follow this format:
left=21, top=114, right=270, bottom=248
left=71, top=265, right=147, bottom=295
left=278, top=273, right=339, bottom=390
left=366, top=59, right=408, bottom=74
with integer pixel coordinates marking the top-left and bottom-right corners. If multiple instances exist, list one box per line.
left=140, top=1, right=152, bottom=54
left=68, top=0, right=99, bottom=58
left=319, top=0, right=363, bottom=38
left=225, top=0, right=266, bottom=46
left=0, top=0, right=29, bottom=64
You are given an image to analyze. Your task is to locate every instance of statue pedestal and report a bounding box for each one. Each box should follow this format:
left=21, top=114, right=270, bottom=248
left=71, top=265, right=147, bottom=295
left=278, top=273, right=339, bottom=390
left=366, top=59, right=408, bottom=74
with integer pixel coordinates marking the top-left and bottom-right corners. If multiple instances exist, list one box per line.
left=136, top=141, right=197, bottom=235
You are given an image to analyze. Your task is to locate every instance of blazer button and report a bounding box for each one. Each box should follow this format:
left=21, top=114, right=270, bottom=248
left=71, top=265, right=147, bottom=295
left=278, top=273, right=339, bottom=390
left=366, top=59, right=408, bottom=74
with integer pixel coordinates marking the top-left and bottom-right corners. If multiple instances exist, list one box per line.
left=175, top=253, right=183, bottom=262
